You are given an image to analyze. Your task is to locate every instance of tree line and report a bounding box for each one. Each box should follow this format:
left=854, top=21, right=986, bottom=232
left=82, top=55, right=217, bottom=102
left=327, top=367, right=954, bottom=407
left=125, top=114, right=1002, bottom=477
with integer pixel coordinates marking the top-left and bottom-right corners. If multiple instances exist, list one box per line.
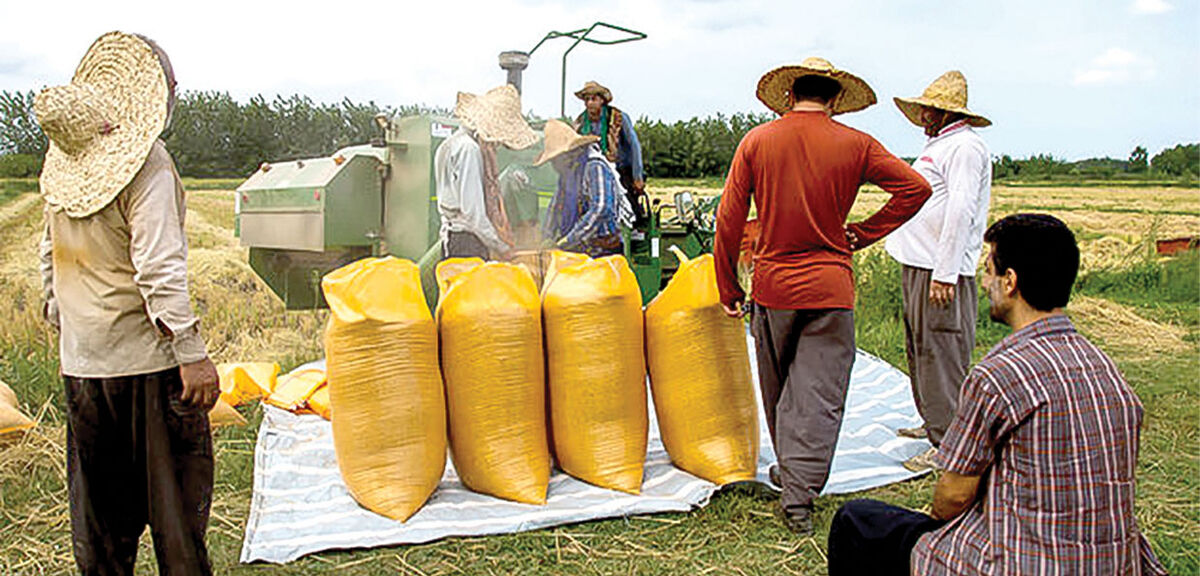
left=2, top=89, right=1197, bottom=182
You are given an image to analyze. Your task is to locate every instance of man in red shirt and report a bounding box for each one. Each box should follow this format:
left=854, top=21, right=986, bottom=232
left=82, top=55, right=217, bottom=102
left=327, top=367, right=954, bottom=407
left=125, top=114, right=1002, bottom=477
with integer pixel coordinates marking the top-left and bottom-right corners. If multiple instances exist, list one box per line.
left=714, top=57, right=931, bottom=534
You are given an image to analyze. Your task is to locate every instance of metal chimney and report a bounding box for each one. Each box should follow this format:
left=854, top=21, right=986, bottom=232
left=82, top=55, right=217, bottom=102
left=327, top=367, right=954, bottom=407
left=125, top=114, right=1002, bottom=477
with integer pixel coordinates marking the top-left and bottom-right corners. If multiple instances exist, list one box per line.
left=498, top=51, right=530, bottom=94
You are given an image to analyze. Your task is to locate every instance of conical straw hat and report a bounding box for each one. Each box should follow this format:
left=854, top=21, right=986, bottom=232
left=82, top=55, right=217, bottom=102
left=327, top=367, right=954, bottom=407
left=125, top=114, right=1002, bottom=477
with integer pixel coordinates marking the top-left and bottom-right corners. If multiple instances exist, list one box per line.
left=454, top=85, right=538, bottom=150
left=533, top=119, right=599, bottom=166
left=756, top=57, right=876, bottom=116
left=574, top=81, right=613, bottom=103
left=35, top=31, right=173, bottom=218
left=894, top=70, right=991, bottom=128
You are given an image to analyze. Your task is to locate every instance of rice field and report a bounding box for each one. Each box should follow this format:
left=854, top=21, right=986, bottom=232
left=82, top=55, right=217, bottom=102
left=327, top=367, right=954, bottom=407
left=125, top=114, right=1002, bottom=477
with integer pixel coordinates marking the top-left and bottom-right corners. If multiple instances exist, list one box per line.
left=0, top=182, right=1196, bottom=574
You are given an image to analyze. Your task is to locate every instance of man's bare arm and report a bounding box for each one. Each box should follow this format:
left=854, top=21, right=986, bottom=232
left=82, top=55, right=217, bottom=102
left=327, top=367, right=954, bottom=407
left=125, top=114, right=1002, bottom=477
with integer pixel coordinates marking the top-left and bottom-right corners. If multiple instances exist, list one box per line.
left=931, top=470, right=982, bottom=521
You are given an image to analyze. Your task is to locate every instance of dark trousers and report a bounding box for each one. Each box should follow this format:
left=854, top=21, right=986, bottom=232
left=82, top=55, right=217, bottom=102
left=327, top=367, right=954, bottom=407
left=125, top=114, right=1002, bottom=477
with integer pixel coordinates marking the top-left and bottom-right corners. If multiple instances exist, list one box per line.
left=750, top=305, right=855, bottom=514
left=901, top=266, right=977, bottom=446
left=828, top=499, right=945, bottom=576
left=65, top=368, right=214, bottom=576
left=444, top=230, right=490, bottom=260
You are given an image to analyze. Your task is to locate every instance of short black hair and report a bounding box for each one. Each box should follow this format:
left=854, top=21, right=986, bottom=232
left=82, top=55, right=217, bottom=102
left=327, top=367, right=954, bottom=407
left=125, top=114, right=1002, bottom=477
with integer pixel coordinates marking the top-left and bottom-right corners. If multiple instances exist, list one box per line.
left=983, top=213, right=1080, bottom=311
left=791, top=75, right=842, bottom=104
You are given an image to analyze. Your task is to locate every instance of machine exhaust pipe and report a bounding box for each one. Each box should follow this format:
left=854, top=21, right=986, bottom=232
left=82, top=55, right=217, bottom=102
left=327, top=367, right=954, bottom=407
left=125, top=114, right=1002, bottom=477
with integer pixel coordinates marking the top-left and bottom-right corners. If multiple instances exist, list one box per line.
left=498, top=51, right=530, bottom=94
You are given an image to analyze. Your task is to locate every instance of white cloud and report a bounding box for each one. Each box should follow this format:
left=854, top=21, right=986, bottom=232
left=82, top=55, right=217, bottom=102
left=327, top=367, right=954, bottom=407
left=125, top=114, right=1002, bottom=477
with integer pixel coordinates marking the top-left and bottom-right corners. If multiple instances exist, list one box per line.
left=1073, top=48, right=1155, bottom=86
left=1131, top=0, right=1173, bottom=14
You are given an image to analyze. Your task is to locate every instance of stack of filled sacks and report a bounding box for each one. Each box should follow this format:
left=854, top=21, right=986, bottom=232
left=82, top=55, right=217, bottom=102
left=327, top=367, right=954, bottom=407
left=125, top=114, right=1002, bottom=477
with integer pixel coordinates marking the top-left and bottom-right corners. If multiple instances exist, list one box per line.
left=645, top=251, right=759, bottom=485
left=323, top=257, right=446, bottom=522
left=436, top=258, right=550, bottom=504
left=542, top=251, right=648, bottom=494
left=0, top=380, right=35, bottom=444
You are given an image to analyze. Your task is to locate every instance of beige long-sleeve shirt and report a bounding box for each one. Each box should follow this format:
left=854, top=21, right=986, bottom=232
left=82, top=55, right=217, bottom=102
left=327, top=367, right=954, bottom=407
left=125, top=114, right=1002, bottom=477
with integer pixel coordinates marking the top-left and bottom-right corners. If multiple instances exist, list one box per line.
left=40, top=140, right=208, bottom=378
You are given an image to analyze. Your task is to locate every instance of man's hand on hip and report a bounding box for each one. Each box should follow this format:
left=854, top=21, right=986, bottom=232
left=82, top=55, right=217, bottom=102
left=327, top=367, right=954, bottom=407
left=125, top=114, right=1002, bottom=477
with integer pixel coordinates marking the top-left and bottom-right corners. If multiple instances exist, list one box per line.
left=721, top=299, right=746, bottom=319
left=929, top=280, right=956, bottom=305
left=179, top=357, right=219, bottom=411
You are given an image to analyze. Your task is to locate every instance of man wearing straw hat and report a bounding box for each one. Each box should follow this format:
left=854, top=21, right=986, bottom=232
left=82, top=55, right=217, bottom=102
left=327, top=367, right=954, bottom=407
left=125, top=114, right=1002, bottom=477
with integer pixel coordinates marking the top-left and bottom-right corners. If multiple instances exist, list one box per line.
left=885, top=71, right=993, bottom=473
left=535, top=119, right=635, bottom=257
left=714, top=57, right=931, bottom=535
left=573, top=81, right=648, bottom=223
left=436, top=84, right=538, bottom=260
left=35, top=32, right=218, bottom=574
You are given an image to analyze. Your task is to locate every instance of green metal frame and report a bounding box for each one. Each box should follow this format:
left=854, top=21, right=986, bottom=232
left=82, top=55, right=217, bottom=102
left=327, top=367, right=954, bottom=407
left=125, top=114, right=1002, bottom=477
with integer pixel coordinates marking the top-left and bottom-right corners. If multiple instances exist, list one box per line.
left=527, top=22, right=647, bottom=118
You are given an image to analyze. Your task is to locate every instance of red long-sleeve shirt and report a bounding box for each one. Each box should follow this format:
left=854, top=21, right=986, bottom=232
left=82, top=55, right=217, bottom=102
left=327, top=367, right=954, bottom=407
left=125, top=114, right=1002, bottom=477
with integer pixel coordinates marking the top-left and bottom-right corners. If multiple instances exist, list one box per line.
left=714, top=111, right=931, bottom=310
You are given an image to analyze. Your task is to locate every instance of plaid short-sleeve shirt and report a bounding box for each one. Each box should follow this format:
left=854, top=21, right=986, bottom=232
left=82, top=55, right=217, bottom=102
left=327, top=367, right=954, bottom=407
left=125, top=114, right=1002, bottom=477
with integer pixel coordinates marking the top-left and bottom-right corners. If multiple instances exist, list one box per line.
left=911, top=315, right=1167, bottom=575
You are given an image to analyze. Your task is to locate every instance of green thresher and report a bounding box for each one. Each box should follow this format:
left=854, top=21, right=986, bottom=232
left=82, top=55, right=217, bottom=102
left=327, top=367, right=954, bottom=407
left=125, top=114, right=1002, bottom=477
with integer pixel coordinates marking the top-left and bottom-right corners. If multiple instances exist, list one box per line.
left=237, top=23, right=716, bottom=309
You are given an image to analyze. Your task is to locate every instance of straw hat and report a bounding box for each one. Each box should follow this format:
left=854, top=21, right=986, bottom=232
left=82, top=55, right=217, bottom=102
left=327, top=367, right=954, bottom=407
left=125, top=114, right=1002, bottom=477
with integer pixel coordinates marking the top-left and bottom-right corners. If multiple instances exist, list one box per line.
left=454, top=85, right=538, bottom=150
left=574, top=81, right=613, bottom=104
left=894, top=70, right=991, bottom=128
left=532, top=120, right=599, bottom=166
left=756, top=57, right=876, bottom=116
left=34, top=31, right=174, bottom=218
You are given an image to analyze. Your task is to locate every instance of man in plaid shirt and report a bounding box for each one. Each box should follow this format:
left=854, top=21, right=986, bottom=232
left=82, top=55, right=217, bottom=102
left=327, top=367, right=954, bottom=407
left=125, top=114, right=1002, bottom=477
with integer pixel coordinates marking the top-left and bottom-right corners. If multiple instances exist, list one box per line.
left=826, top=213, right=1168, bottom=575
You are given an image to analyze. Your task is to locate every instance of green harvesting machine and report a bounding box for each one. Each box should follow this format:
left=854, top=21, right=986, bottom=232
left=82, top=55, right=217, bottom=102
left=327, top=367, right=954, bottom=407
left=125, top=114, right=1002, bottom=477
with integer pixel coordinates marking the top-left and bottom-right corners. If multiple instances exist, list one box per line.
left=236, top=23, right=717, bottom=310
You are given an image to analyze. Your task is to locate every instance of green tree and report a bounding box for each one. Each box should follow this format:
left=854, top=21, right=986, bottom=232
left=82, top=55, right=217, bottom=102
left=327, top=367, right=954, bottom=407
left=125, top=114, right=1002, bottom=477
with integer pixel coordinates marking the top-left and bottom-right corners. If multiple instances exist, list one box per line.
left=1128, top=145, right=1148, bottom=173
left=1150, top=143, right=1199, bottom=177
left=0, top=90, right=46, bottom=155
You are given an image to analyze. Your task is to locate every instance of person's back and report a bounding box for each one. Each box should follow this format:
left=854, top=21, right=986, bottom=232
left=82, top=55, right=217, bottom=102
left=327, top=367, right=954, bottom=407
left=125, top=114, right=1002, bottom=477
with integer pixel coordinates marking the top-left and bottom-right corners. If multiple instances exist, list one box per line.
left=723, top=111, right=929, bottom=310
left=915, top=318, right=1151, bottom=574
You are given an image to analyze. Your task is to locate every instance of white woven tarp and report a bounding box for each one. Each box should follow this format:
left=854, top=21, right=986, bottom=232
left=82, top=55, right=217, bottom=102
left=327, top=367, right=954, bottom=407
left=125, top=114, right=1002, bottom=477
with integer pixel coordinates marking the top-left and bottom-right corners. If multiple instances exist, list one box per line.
left=240, top=336, right=931, bottom=564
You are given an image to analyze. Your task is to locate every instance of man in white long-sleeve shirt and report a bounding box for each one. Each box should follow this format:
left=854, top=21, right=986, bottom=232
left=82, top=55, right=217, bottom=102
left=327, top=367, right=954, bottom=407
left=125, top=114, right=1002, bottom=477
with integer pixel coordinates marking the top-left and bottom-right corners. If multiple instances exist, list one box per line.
left=436, top=85, right=537, bottom=260
left=36, top=32, right=218, bottom=574
left=885, top=70, right=992, bottom=471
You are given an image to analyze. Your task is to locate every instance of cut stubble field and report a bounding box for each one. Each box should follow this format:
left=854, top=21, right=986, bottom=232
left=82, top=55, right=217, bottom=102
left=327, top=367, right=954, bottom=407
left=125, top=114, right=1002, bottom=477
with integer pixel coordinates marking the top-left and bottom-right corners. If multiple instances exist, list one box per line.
left=0, top=182, right=1196, bottom=575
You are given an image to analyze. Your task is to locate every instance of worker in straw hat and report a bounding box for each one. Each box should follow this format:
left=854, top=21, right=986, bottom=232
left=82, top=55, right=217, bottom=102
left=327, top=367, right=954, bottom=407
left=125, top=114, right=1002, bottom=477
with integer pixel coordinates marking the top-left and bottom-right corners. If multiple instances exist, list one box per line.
left=535, top=119, right=634, bottom=257
left=436, top=84, right=538, bottom=260
left=883, top=71, right=993, bottom=473
left=35, top=31, right=218, bottom=574
left=713, top=57, right=931, bottom=535
left=572, top=81, right=648, bottom=223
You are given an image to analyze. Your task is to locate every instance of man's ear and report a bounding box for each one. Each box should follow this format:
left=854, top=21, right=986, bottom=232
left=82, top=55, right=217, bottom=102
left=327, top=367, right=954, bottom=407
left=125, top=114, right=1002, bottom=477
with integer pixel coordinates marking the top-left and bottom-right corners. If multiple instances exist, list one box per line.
left=1002, top=268, right=1019, bottom=298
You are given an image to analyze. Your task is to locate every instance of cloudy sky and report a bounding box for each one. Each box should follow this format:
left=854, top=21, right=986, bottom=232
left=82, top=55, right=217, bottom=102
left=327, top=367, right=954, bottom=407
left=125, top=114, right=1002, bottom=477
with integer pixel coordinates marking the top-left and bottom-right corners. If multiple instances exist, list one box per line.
left=2, top=0, right=1196, bottom=160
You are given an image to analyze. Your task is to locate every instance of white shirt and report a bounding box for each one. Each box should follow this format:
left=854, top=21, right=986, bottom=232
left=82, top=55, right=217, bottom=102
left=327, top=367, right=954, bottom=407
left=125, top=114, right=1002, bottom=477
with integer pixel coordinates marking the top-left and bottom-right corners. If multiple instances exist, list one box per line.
left=40, top=140, right=208, bottom=377
left=885, top=121, right=992, bottom=283
left=434, top=128, right=508, bottom=255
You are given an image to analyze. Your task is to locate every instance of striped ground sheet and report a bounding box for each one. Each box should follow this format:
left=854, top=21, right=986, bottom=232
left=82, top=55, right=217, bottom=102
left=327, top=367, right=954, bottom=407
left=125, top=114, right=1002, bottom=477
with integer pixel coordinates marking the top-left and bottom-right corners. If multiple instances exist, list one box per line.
left=241, top=336, right=931, bottom=564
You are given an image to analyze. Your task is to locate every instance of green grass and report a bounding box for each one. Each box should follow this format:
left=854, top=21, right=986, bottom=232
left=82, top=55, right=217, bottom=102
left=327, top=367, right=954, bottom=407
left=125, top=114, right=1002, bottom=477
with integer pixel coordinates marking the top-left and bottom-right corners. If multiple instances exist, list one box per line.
left=1, top=182, right=1197, bottom=574
left=0, top=178, right=37, bottom=206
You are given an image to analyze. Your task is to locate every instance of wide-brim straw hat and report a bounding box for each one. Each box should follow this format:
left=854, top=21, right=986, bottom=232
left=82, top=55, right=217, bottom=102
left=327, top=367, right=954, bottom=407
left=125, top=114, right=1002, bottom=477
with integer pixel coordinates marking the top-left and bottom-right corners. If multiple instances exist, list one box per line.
left=35, top=31, right=173, bottom=218
left=533, top=119, right=599, bottom=166
left=894, top=70, right=991, bottom=128
left=756, top=57, right=876, bottom=116
left=574, top=81, right=613, bottom=104
left=454, top=85, right=538, bottom=150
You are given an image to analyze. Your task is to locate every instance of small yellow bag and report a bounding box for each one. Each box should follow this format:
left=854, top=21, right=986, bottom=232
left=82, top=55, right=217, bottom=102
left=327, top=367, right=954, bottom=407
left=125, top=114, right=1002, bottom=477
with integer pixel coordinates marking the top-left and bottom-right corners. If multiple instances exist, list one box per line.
left=217, top=362, right=279, bottom=407
left=208, top=398, right=247, bottom=427
left=543, top=253, right=647, bottom=494
left=645, top=253, right=759, bottom=485
left=0, top=380, right=34, bottom=442
left=323, top=257, right=446, bottom=522
left=264, top=368, right=326, bottom=412
left=437, top=260, right=550, bottom=504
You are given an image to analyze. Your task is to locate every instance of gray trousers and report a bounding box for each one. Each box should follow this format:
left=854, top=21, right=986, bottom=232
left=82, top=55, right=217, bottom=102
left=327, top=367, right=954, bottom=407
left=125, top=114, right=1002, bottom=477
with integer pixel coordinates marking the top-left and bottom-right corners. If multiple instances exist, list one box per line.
left=901, top=266, right=977, bottom=446
left=750, top=305, right=855, bottom=514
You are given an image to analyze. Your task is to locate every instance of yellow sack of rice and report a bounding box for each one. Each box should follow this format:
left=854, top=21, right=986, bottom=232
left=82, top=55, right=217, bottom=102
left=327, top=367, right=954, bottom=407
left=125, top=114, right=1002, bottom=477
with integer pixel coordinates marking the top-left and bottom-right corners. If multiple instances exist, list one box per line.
left=265, top=368, right=326, bottom=412
left=217, top=362, right=279, bottom=407
left=1, top=380, right=35, bottom=442
left=645, top=252, right=759, bottom=485
left=208, top=398, right=247, bottom=427
left=542, top=254, right=647, bottom=494
left=323, top=256, right=446, bottom=521
left=437, top=260, right=550, bottom=504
